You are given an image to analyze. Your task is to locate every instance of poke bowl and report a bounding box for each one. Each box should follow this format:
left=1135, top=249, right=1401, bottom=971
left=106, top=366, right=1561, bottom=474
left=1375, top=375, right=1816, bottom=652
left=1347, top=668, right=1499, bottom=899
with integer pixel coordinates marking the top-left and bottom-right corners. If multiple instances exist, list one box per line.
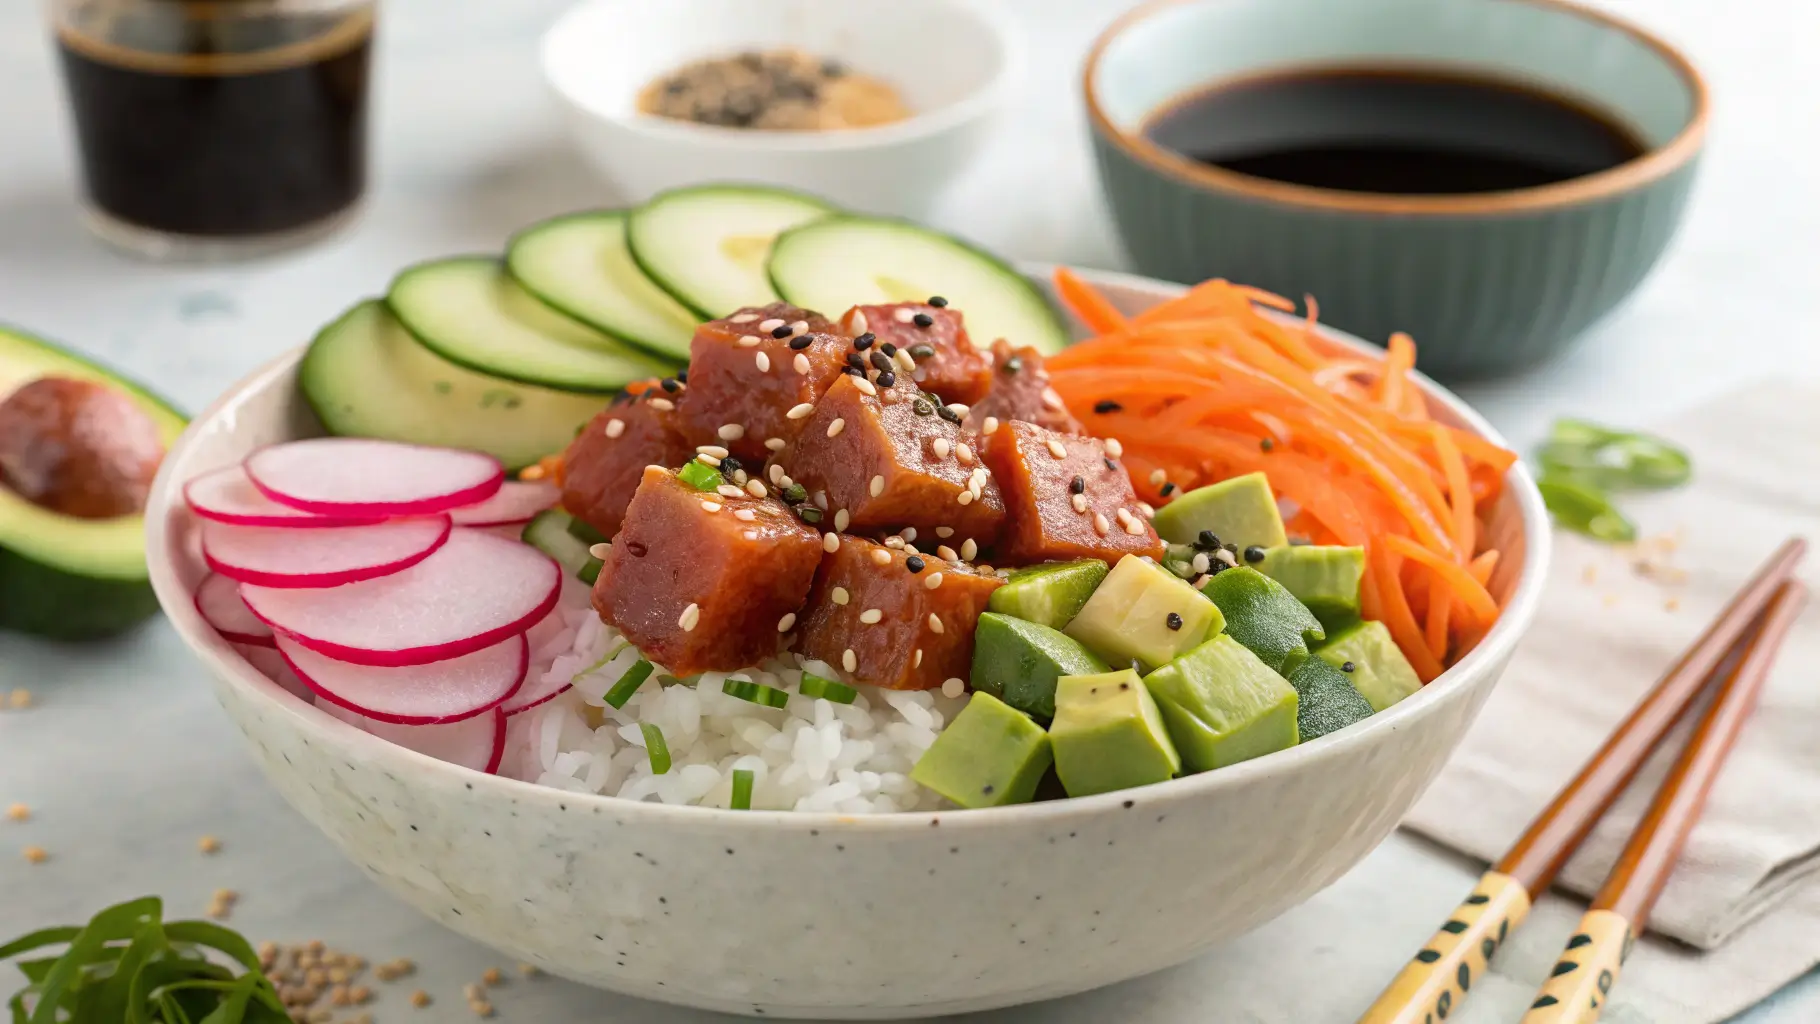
left=145, top=241, right=1548, bottom=1018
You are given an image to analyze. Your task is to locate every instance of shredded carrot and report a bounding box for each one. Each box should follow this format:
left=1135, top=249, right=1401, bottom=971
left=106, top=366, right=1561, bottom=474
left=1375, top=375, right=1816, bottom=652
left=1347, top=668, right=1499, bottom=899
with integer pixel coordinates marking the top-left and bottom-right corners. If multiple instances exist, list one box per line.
left=1046, top=272, right=1517, bottom=676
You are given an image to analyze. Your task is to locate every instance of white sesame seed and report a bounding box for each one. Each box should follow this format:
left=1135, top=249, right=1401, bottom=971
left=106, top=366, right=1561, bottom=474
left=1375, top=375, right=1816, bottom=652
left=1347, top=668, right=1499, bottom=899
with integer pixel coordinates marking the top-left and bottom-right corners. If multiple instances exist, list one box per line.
left=924, top=572, right=944, bottom=590
left=789, top=320, right=809, bottom=335
left=859, top=608, right=883, bottom=624
left=756, top=352, right=771, bottom=372
left=1120, top=510, right=1145, bottom=535
left=941, top=678, right=966, bottom=698
left=904, top=542, right=920, bottom=555
left=832, top=587, right=850, bottom=605
left=758, top=318, right=785, bottom=332
left=766, top=437, right=787, bottom=451
left=746, top=480, right=767, bottom=498
left=1041, top=387, right=1065, bottom=410
left=841, top=648, right=857, bottom=672
left=960, top=538, right=978, bottom=560
left=697, top=444, right=729, bottom=458
left=737, top=336, right=761, bottom=348
left=719, top=423, right=746, bottom=441
left=794, top=353, right=811, bottom=374
left=777, top=613, right=796, bottom=632
left=1192, top=552, right=1211, bottom=574
left=744, top=529, right=759, bottom=541
left=646, top=397, right=675, bottom=412
left=695, top=452, right=720, bottom=466
left=884, top=536, right=905, bottom=549
left=1216, top=548, right=1238, bottom=566
left=604, top=418, right=626, bottom=438
left=946, top=404, right=970, bottom=418
left=936, top=526, right=954, bottom=538
left=932, top=437, right=951, bottom=459
left=913, top=649, right=924, bottom=668
left=588, top=543, right=611, bottom=559
left=1046, top=439, right=1068, bottom=459
left=785, top=403, right=814, bottom=420
left=852, top=377, right=878, bottom=397
left=834, top=509, right=850, bottom=531
left=894, top=350, right=916, bottom=373
left=731, top=313, right=760, bottom=324
left=870, top=547, right=892, bottom=566
left=827, top=418, right=846, bottom=438
left=901, top=527, right=918, bottom=542
left=1071, top=492, right=1089, bottom=514
left=982, top=417, right=1000, bottom=435
left=894, top=307, right=916, bottom=324
left=927, top=613, right=945, bottom=633
left=1092, top=512, right=1110, bottom=536
left=678, top=603, right=701, bottom=631
left=1116, top=508, right=1136, bottom=528
left=937, top=545, right=959, bottom=560
left=735, top=509, right=757, bottom=521
left=768, top=464, right=785, bottom=484
left=700, top=500, right=722, bottom=513
left=823, top=532, right=840, bottom=553
left=733, top=469, right=750, bottom=485
left=717, top=484, right=743, bottom=498
left=1137, top=501, right=1156, bottom=518
left=869, top=475, right=885, bottom=497
left=956, top=443, right=974, bottom=465
left=1149, top=468, right=1167, bottom=486
left=847, top=309, right=869, bottom=334
left=956, top=490, right=974, bottom=505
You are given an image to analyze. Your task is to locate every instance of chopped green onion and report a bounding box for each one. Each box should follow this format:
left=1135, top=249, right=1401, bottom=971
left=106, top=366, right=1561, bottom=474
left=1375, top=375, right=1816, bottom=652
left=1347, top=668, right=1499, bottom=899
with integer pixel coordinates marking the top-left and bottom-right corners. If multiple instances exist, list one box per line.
left=723, top=678, right=790, bottom=708
left=578, top=556, right=603, bottom=585
left=1538, top=477, right=1637, bottom=543
left=581, top=640, right=631, bottom=677
left=1538, top=418, right=1692, bottom=491
left=799, top=673, right=858, bottom=704
left=678, top=460, right=722, bottom=492
left=604, top=660, right=655, bottom=708
left=567, top=517, right=608, bottom=545
left=731, top=768, right=755, bottom=810
left=641, top=723, right=671, bottom=774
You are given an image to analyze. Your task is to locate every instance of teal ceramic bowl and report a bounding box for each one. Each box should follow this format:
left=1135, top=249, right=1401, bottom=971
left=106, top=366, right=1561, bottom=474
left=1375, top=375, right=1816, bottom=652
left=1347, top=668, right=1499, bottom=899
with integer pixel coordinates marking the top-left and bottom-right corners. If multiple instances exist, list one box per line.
left=1084, top=0, right=1709, bottom=379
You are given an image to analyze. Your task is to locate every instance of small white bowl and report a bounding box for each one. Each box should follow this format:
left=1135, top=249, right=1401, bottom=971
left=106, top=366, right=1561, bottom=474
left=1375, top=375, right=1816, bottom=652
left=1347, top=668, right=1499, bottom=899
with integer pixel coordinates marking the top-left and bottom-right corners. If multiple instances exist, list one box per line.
left=541, top=0, right=1020, bottom=217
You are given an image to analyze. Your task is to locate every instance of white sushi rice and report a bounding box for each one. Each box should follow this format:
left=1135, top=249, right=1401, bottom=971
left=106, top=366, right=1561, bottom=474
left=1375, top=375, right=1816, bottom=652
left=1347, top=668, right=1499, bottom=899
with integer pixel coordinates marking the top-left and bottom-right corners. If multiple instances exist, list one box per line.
left=496, top=587, right=968, bottom=812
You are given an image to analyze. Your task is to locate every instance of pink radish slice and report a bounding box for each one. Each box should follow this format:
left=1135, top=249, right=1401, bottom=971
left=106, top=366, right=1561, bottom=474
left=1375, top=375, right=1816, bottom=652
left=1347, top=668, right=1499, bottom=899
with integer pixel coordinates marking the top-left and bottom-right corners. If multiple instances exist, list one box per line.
left=196, top=572, right=274, bottom=646
left=501, top=671, right=572, bottom=716
left=246, top=438, right=503, bottom=516
left=184, top=464, right=382, bottom=528
left=501, top=607, right=578, bottom=714
left=449, top=480, right=560, bottom=527
left=278, top=633, right=527, bottom=725
left=241, top=528, right=561, bottom=667
left=316, top=697, right=506, bottom=773
left=203, top=516, right=452, bottom=588
left=235, top=644, right=313, bottom=701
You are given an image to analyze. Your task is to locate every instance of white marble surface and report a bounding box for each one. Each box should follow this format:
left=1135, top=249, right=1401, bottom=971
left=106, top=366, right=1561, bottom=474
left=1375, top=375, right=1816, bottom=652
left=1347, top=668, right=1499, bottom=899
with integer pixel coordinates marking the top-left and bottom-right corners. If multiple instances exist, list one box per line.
left=1, top=0, right=1817, bottom=1021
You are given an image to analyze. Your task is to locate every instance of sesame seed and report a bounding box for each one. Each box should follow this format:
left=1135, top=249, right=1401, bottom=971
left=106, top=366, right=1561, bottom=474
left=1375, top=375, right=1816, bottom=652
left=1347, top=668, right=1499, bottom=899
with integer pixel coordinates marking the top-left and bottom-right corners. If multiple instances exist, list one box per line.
left=1094, top=400, right=1123, bottom=414
left=6, top=803, right=27, bottom=822
left=1341, top=661, right=1357, bottom=673
left=924, top=572, right=945, bottom=591
left=1161, top=482, right=1177, bottom=496
left=777, top=613, right=797, bottom=632
left=894, top=307, right=916, bottom=324
left=853, top=376, right=878, bottom=397
left=936, top=526, right=954, bottom=538
left=718, top=423, right=746, bottom=441
left=912, top=312, right=935, bottom=327
left=946, top=403, right=970, bottom=418
left=1092, top=512, right=1110, bottom=536
left=960, top=538, right=978, bottom=560
left=789, top=333, right=814, bottom=350
left=933, top=545, right=957, bottom=561
left=768, top=463, right=786, bottom=485
left=906, top=555, right=926, bottom=572
left=198, top=835, right=222, bottom=854
left=894, top=350, right=917, bottom=373
left=927, top=613, right=945, bottom=634
left=697, top=444, right=729, bottom=458
left=909, top=343, right=936, bottom=360
left=1070, top=475, right=1086, bottom=495
left=823, top=532, right=840, bottom=553
left=869, top=475, right=885, bottom=497
left=982, top=416, right=999, bottom=435
left=941, top=678, right=965, bottom=698
left=794, top=353, right=811, bottom=373
left=717, top=484, right=742, bottom=498
left=464, top=983, right=486, bottom=1001
left=411, top=990, right=432, bottom=1008
left=1215, top=548, right=1238, bottom=566
left=834, top=509, right=850, bottom=531
left=739, top=335, right=762, bottom=348
left=789, top=320, right=809, bottom=335
left=1148, top=468, right=1167, bottom=486
left=956, top=490, right=974, bottom=505
left=695, top=452, right=720, bottom=467
left=869, top=350, right=895, bottom=374
left=645, top=397, right=675, bottom=411
left=913, top=649, right=924, bottom=668
left=933, top=437, right=951, bottom=459
left=1045, top=438, right=1068, bottom=459
left=784, top=403, right=816, bottom=422
left=766, top=437, right=787, bottom=451
left=1002, top=356, right=1023, bottom=374
left=734, top=509, right=757, bottom=522
left=832, top=587, right=850, bottom=605
left=877, top=371, right=896, bottom=388
left=860, top=608, right=883, bottom=624
left=758, top=318, right=785, bottom=332
left=1244, top=545, right=1266, bottom=564
left=853, top=332, right=876, bottom=351
left=1192, top=552, right=1211, bottom=574
left=604, top=418, right=626, bottom=439
left=901, top=527, right=918, bottom=541
left=746, top=480, right=767, bottom=498
left=678, top=603, right=701, bottom=631
left=827, top=418, right=846, bottom=438
left=731, top=313, right=760, bottom=324
left=1104, top=438, right=1124, bottom=458
left=848, top=310, right=870, bottom=334
left=928, top=295, right=949, bottom=307
left=870, top=548, right=892, bottom=566
left=884, top=536, right=905, bottom=549
left=756, top=352, right=771, bottom=372
left=1122, top=515, right=1146, bottom=536
left=842, top=649, right=858, bottom=672
left=1041, top=387, right=1066, bottom=410
left=519, top=463, right=547, bottom=481
left=1105, top=457, right=1120, bottom=471
left=588, top=542, right=612, bottom=559
left=1166, top=612, right=1184, bottom=631
left=483, top=968, right=504, bottom=986
left=23, top=845, right=47, bottom=864
left=956, top=443, right=974, bottom=464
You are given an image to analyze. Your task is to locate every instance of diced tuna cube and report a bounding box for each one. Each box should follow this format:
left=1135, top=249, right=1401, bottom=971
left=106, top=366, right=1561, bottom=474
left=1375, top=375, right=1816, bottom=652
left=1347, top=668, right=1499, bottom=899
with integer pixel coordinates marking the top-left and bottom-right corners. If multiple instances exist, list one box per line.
left=594, top=465, right=823, bottom=675
left=980, top=420, right=1164, bottom=564
left=841, top=302, right=992, bottom=405
left=778, top=373, right=1004, bottom=548
left=795, top=536, right=1002, bottom=691
left=965, top=341, right=1083, bottom=435
left=560, top=383, right=694, bottom=538
left=676, top=302, right=849, bottom=462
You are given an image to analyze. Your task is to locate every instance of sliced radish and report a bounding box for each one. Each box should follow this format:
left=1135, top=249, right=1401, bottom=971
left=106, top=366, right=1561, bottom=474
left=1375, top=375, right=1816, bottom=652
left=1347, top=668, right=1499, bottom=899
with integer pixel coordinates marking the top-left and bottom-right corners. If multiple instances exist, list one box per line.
left=184, top=464, right=383, bottom=528
left=278, top=633, right=527, bottom=725
left=316, top=697, right=506, bottom=773
left=236, top=644, right=313, bottom=701
left=448, top=480, right=560, bottom=527
left=246, top=438, right=504, bottom=517
left=203, top=517, right=452, bottom=588
left=196, top=572, right=274, bottom=646
left=501, top=670, right=573, bottom=716
left=241, top=528, right=561, bottom=667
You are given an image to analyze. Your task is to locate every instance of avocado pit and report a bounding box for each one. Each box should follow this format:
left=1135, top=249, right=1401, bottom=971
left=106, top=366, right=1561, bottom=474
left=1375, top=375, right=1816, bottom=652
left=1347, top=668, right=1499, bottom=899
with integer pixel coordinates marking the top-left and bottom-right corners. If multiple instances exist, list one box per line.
left=0, top=376, right=165, bottom=518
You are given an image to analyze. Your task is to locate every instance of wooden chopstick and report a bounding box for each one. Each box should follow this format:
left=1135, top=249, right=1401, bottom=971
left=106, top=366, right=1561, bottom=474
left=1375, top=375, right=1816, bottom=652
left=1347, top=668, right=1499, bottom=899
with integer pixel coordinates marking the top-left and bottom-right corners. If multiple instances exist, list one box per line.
left=1355, top=536, right=1807, bottom=1024
left=1519, top=579, right=1807, bottom=1022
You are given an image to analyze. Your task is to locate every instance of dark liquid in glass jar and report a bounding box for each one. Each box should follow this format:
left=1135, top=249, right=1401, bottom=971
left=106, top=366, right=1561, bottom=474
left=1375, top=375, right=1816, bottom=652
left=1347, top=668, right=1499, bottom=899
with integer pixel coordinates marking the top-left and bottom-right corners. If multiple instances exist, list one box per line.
left=58, top=6, right=372, bottom=238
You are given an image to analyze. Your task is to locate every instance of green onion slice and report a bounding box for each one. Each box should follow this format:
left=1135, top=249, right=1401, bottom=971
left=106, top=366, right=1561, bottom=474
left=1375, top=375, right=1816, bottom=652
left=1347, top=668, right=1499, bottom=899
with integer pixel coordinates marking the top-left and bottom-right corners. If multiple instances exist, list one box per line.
left=1538, top=476, right=1638, bottom=543
left=731, top=768, right=755, bottom=810
left=578, top=556, right=604, bottom=585
left=604, top=659, right=655, bottom=709
left=641, top=723, right=671, bottom=774
left=799, top=673, right=858, bottom=704
left=1538, top=418, right=1692, bottom=491
left=581, top=640, right=632, bottom=678
left=723, top=678, right=790, bottom=708
left=677, top=460, right=723, bottom=492
left=566, top=517, right=608, bottom=545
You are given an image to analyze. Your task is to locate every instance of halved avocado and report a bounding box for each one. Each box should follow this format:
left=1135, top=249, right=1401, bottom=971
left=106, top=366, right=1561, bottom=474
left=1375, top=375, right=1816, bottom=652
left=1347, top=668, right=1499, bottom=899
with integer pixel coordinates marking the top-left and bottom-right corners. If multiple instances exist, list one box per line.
left=0, top=326, right=186, bottom=640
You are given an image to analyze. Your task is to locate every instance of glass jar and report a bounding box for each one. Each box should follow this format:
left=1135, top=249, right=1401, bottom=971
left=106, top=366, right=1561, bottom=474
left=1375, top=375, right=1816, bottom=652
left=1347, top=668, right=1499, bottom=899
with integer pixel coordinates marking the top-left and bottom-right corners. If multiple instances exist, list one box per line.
left=51, top=0, right=375, bottom=261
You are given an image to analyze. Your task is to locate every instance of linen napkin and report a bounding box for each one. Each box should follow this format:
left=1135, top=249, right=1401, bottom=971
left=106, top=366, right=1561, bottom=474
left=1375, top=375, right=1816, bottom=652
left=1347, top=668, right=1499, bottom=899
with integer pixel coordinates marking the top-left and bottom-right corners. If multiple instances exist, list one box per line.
left=1403, top=378, right=1820, bottom=1024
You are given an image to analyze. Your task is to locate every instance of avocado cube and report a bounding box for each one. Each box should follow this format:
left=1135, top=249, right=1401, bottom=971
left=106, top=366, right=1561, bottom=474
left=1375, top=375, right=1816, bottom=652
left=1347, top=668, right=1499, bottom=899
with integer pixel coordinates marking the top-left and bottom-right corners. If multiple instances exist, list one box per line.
left=971, top=612, right=1109, bottom=720
left=1065, top=555, right=1223, bottom=672
left=1152, top=472, right=1289, bottom=551
left=1199, top=566, right=1325, bottom=676
left=1143, top=635, right=1299, bottom=772
left=1286, top=656, right=1375, bottom=741
left=988, top=559, right=1109, bottom=630
left=910, top=692, right=1052, bottom=808
left=1316, top=620, right=1422, bottom=712
left=1255, top=545, right=1365, bottom=632
left=1050, top=669, right=1181, bottom=797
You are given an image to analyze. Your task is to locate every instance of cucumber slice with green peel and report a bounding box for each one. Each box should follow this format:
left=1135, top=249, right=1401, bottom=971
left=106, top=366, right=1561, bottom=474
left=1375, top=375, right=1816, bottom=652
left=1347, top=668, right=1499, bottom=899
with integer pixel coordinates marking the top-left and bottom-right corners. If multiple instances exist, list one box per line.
left=627, top=184, right=838, bottom=318
left=768, top=215, right=1071, bottom=354
left=388, top=257, right=677, bottom=394
left=521, top=509, right=594, bottom=580
left=300, top=301, right=605, bottom=472
left=506, top=211, right=701, bottom=360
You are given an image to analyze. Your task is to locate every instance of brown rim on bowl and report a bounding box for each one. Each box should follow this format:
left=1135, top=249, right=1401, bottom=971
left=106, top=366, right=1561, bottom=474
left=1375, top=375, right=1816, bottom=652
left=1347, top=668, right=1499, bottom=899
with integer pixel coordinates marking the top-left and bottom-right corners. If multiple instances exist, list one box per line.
left=1082, top=0, right=1710, bottom=215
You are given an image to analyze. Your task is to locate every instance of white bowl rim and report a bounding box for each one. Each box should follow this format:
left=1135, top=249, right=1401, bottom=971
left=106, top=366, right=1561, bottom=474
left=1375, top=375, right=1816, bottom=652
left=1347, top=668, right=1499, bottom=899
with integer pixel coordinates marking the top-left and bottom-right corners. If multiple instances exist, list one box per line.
left=539, top=0, right=1024, bottom=154
left=146, top=264, right=1552, bottom=833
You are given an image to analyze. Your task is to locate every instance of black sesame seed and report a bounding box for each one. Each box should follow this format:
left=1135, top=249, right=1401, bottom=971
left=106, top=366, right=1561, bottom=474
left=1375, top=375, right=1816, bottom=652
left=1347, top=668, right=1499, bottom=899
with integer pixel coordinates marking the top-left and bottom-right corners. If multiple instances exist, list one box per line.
left=1341, top=661, right=1357, bottom=673
left=1196, top=530, right=1221, bottom=549
left=906, top=556, right=926, bottom=573
left=877, top=371, right=896, bottom=388
left=675, top=370, right=688, bottom=383
left=719, top=455, right=745, bottom=480
left=661, top=377, right=681, bottom=393
left=846, top=366, right=867, bottom=377
left=853, top=332, right=876, bottom=350
left=1069, top=476, right=1085, bottom=495
left=880, top=342, right=898, bottom=357
left=1160, top=482, right=1177, bottom=496
left=1104, top=457, right=1120, bottom=471
left=788, top=334, right=813, bottom=350
left=912, top=312, right=934, bottom=327
left=1002, top=356, right=1023, bottom=375
left=913, top=399, right=934, bottom=416
left=1260, top=437, right=1275, bottom=452
left=782, top=483, right=808, bottom=505
left=798, top=506, right=824, bottom=524
left=1165, top=612, right=1183, bottom=631
left=909, top=344, right=936, bottom=360
left=937, top=404, right=962, bottom=424
left=1093, top=399, right=1123, bottom=414
left=927, top=296, right=948, bottom=308
left=1244, top=545, right=1266, bottom=564
left=870, top=351, right=895, bottom=373
left=981, top=784, right=995, bottom=795
left=846, top=352, right=867, bottom=371
left=821, top=59, right=846, bottom=78
left=771, top=325, right=793, bottom=339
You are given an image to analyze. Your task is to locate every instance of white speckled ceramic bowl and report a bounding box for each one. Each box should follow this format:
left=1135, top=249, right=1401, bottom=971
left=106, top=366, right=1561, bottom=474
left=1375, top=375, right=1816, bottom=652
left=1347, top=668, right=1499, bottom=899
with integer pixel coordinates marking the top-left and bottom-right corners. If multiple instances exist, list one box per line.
left=145, top=268, right=1549, bottom=1019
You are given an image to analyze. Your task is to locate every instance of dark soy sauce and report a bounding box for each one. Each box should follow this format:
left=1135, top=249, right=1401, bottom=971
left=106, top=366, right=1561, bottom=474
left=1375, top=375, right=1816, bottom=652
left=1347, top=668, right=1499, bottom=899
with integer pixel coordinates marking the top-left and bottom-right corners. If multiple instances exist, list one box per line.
left=58, top=7, right=372, bottom=238
left=1144, top=67, right=1649, bottom=195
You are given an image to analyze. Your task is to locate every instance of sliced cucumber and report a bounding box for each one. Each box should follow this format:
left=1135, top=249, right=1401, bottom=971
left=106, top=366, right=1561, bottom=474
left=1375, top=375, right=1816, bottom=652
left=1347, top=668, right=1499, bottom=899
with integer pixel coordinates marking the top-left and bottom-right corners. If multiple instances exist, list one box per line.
left=299, top=301, right=606, bottom=471
left=506, top=211, right=701, bottom=361
left=387, top=256, right=677, bottom=394
left=522, top=509, right=594, bottom=580
left=768, top=215, right=1071, bottom=354
left=627, top=184, right=838, bottom=318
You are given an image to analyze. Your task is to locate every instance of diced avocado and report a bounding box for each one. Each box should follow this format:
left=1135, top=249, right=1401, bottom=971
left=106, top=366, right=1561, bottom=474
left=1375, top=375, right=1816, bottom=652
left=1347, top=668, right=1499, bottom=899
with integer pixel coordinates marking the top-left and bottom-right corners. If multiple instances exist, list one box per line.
left=1151, top=472, right=1288, bottom=552
left=1143, top=635, right=1299, bottom=772
left=910, top=693, right=1052, bottom=808
left=1049, top=669, right=1181, bottom=797
left=1286, top=657, right=1375, bottom=741
left=987, top=559, right=1109, bottom=629
left=1065, top=555, right=1223, bottom=672
left=1256, top=545, right=1365, bottom=632
left=1198, top=567, right=1325, bottom=676
left=971, top=612, right=1109, bottom=720
left=1316, top=620, right=1422, bottom=712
